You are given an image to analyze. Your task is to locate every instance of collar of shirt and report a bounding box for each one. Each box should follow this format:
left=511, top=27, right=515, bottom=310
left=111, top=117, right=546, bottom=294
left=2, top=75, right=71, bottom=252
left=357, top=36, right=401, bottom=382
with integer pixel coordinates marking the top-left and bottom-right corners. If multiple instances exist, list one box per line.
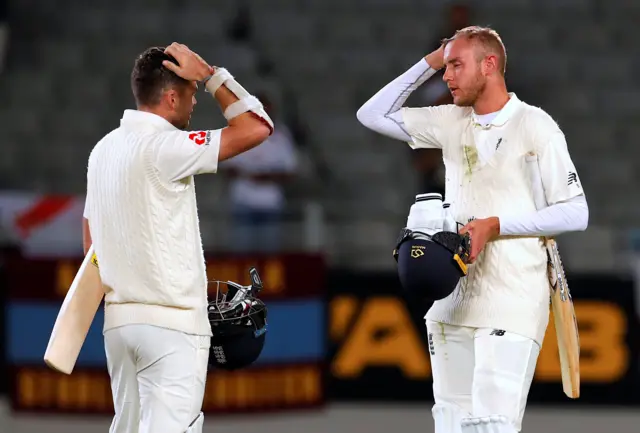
left=471, top=92, right=521, bottom=128
left=120, top=109, right=177, bottom=131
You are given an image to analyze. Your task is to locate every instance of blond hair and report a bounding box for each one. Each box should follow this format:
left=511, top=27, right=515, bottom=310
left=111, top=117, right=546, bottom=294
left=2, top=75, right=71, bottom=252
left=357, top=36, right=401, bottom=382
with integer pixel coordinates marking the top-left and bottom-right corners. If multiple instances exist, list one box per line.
left=443, top=26, right=507, bottom=75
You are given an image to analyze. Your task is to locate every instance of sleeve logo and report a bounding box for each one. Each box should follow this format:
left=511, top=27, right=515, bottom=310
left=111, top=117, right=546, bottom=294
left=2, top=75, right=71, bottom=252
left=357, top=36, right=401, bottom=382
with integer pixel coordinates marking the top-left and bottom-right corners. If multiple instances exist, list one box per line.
left=188, top=131, right=211, bottom=146
left=567, top=171, right=578, bottom=186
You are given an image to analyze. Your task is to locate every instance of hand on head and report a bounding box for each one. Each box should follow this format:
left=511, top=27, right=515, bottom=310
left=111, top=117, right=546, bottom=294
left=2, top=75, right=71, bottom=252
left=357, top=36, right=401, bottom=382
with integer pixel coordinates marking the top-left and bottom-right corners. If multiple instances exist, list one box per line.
left=162, top=43, right=214, bottom=82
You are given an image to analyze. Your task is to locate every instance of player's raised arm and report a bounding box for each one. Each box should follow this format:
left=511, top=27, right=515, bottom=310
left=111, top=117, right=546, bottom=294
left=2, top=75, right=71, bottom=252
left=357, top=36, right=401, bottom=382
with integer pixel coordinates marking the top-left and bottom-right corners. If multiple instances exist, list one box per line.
left=356, top=45, right=458, bottom=149
left=205, top=70, right=273, bottom=161
left=154, top=43, right=272, bottom=183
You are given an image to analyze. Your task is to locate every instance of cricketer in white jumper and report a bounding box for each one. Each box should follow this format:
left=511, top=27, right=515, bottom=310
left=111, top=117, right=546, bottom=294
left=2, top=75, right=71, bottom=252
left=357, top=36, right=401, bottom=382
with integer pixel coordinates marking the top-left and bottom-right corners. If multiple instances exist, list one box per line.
left=85, top=110, right=217, bottom=433
left=83, top=44, right=272, bottom=433
left=357, top=29, right=588, bottom=433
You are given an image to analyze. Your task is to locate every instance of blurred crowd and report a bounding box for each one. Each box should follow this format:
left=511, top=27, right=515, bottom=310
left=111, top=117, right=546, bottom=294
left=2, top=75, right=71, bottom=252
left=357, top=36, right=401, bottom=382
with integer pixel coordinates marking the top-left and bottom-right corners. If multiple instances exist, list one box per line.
left=1, top=0, right=633, bottom=266
left=223, top=2, right=481, bottom=251
left=0, top=0, right=557, bottom=254
left=0, top=0, right=7, bottom=73
left=220, top=94, right=300, bottom=253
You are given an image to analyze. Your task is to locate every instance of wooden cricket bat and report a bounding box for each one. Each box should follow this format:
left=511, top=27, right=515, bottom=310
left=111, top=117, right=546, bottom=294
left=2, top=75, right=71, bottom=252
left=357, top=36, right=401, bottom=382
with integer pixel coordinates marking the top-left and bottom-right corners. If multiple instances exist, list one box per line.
left=44, top=245, right=104, bottom=375
left=545, top=238, right=580, bottom=398
left=526, top=152, right=581, bottom=399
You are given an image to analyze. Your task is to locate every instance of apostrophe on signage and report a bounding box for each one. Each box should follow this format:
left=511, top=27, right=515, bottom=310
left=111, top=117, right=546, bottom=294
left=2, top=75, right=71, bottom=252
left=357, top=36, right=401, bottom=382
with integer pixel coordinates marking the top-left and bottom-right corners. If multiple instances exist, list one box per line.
left=330, top=295, right=359, bottom=341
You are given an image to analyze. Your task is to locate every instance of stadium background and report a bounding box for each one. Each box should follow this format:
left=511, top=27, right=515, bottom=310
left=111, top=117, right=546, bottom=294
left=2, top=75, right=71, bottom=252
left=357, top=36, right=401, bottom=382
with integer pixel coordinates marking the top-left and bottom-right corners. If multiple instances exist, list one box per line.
left=1, top=0, right=639, bottom=431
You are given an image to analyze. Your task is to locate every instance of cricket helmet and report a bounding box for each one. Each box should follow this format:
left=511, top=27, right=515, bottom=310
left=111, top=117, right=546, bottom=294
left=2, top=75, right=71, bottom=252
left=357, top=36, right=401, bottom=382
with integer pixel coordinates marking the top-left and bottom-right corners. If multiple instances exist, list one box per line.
left=207, top=267, right=268, bottom=371
left=393, top=227, right=471, bottom=302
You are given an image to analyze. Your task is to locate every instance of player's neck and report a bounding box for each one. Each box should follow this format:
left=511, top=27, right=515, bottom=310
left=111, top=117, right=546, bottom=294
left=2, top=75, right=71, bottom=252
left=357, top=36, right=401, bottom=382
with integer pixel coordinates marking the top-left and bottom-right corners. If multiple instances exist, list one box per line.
left=137, top=105, right=173, bottom=124
left=472, top=82, right=510, bottom=115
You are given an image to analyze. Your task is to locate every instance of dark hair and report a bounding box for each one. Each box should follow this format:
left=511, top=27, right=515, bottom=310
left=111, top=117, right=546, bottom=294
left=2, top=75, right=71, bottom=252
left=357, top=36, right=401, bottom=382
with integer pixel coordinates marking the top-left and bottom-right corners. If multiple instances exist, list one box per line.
left=130, top=46, right=189, bottom=107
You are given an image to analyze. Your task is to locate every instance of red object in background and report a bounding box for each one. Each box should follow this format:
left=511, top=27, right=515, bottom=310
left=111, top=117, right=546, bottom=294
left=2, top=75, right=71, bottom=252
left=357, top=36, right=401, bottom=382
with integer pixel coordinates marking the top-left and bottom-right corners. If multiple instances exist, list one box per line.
left=13, top=196, right=74, bottom=238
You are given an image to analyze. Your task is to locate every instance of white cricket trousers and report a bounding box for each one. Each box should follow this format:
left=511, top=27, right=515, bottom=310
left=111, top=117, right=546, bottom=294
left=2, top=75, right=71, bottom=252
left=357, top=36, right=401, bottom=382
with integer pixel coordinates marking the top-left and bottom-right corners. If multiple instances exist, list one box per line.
left=104, top=324, right=211, bottom=433
left=426, top=320, right=540, bottom=432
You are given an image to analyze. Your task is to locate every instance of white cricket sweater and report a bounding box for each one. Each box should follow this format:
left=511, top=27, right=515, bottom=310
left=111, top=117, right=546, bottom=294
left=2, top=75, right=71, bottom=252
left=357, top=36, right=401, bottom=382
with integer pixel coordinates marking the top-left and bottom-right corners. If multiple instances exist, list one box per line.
left=85, top=110, right=223, bottom=337
left=403, top=101, right=561, bottom=345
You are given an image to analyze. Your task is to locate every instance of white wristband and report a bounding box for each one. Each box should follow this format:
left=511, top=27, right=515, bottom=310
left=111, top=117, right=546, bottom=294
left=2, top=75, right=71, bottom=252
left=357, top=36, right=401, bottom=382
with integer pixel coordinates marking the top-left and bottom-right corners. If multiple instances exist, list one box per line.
left=204, top=68, right=275, bottom=133
left=224, top=96, right=262, bottom=121
left=204, top=68, right=233, bottom=95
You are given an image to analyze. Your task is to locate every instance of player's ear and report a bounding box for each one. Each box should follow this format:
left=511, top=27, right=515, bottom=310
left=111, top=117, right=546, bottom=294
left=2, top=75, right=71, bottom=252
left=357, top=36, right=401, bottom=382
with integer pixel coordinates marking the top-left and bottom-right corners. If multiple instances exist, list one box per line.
left=483, top=54, right=498, bottom=76
left=165, top=88, right=179, bottom=109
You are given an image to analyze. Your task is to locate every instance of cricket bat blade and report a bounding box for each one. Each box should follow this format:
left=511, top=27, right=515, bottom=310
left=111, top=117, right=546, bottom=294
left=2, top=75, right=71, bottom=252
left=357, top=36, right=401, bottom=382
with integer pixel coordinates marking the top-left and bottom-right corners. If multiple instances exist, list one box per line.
left=44, top=245, right=104, bottom=374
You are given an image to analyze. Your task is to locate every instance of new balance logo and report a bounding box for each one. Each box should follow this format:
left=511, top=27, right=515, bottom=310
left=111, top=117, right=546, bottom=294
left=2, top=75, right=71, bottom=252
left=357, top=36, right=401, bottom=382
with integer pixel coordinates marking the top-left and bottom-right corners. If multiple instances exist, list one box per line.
left=489, top=329, right=506, bottom=336
left=567, top=171, right=578, bottom=186
left=495, top=138, right=502, bottom=150
left=427, top=332, right=435, bottom=355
